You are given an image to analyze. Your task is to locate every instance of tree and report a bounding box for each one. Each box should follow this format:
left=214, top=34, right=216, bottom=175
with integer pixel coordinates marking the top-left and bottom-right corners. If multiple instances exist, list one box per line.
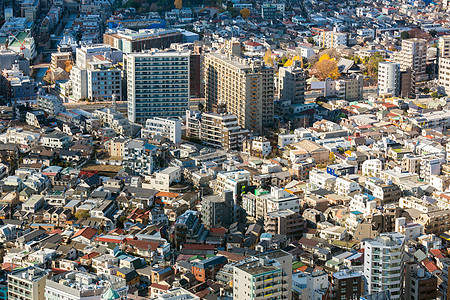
left=310, top=54, right=340, bottom=80
left=240, top=8, right=250, bottom=19
left=365, top=52, right=385, bottom=80
left=174, top=0, right=182, bottom=9
left=64, top=60, right=73, bottom=73
left=401, top=31, right=410, bottom=40
left=75, top=209, right=90, bottom=220
left=430, top=30, right=437, bottom=38
left=431, top=91, right=438, bottom=99
left=263, top=49, right=274, bottom=67
left=307, top=36, right=315, bottom=44
left=284, top=55, right=301, bottom=67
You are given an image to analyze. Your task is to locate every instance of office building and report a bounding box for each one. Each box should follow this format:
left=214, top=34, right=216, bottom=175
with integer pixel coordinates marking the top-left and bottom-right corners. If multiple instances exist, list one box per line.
left=103, top=28, right=183, bottom=53
left=378, top=62, right=400, bottom=96
left=8, top=267, right=49, bottom=300
left=363, top=232, right=405, bottom=299
left=125, top=50, right=190, bottom=123
left=141, top=117, right=182, bottom=144
left=392, top=38, right=427, bottom=83
left=233, top=250, right=293, bottom=300
left=278, top=61, right=306, bottom=104
left=204, top=43, right=274, bottom=134
left=75, top=44, right=123, bottom=69
left=331, top=269, right=363, bottom=300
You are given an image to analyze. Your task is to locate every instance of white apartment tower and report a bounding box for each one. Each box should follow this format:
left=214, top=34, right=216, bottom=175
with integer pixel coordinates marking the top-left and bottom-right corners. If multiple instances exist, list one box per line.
left=363, top=232, right=405, bottom=299
left=438, top=36, right=450, bottom=95
left=125, top=50, right=190, bottom=123
left=378, top=62, right=400, bottom=96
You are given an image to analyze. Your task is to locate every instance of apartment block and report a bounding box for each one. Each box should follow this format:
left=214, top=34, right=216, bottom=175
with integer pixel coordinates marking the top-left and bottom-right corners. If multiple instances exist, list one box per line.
left=233, top=250, right=292, bottom=300
left=70, top=60, right=122, bottom=101
left=8, top=267, right=49, bottom=300
left=125, top=50, right=190, bottom=123
left=331, top=269, right=363, bottom=300
left=324, top=75, right=363, bottom=101
left=378, top=62, right=400, bottom=96
left=278, top=62, right=306, bottom=104
left=264, top=209, right=304, bottom=239
left=392, top=38, right=427, bottom=83
left=141, top=117, right=182, bottom=144
left=405, top=265, right=438, bottom=300
left=363, top=232, right=405, bottom=299
left=204, top=47, right=274, bottom=134
left=37, top=92, right=65, bottom=116
left=319, top=31, right=348, bottom=48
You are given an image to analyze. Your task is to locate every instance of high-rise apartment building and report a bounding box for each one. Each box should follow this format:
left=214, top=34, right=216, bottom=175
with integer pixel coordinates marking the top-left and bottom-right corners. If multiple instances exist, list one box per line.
left=233, top=250, right=293, bottom=300
left=124, top=50, right=190, bottom=123
left=438, top=36, right=450, bottom=94
left=8, top=267, right=49, bottom=300
left=204, top=44, right=274, bottom=134
left=393, top=38, right=427, bottom=83
left=363, top=232, right=405, bottom=299
left=278, top=62, right=306, bottom=104
left=378, top=62, right=400, bottom=96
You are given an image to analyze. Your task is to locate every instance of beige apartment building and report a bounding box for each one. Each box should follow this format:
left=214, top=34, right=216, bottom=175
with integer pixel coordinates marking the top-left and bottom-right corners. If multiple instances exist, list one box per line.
left=203, top=43, right=274, bottom=134
left=392, top=38, right=427, bottom=83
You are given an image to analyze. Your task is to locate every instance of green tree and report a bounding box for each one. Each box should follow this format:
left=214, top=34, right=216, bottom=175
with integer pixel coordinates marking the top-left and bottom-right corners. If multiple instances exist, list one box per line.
left=307, top=36, right=315, bottom=44
left=431, top=91, right=438, bottom=99
left=75, top=209, right=90, bottom=220
left=401, top=31, right=410, bottom=40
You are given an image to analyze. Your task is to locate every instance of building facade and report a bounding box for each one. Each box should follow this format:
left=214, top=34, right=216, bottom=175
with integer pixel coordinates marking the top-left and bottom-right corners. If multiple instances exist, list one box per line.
left=125, top=50, right=190, bottom=123
left=204, top=45, right=274, bottom=134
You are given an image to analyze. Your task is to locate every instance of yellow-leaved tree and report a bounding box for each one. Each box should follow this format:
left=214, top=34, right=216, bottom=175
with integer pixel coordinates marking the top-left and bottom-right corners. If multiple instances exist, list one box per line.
left=283, top=55, right=301, bottom=67
left=174, top=0, right=182, bottom=9
left=263, top=49, right=274, bottom=67
left=240, top=8, right=250, bottom=19
left=311, top=54, right=340, bottom=80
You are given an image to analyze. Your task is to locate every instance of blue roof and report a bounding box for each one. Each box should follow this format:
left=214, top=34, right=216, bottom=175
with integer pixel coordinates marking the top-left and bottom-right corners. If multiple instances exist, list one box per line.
left=260, top=233, right=273, bottom=239
left=350, top=211, right=363, bottom=215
